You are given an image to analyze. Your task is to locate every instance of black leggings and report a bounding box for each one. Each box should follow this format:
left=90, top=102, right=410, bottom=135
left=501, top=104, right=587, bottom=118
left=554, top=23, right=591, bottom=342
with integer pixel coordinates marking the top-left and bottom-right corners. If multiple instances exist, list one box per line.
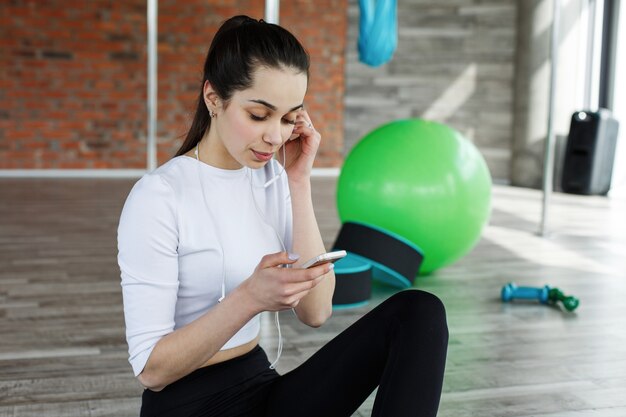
left=140, top=290, right=448, bottom=417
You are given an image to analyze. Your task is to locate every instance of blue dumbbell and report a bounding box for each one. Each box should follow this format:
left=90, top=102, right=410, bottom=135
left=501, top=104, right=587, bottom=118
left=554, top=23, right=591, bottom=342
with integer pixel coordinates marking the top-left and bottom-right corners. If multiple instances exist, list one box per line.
left=501, top=282, right=549, bottom=303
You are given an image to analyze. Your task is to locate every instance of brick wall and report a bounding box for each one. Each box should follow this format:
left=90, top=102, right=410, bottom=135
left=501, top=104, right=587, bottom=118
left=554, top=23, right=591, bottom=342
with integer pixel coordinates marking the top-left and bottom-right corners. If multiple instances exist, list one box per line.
left=344, top=0, right=517, bottom=181
left=1, top=0, right=148, bottom=169
left=0, top=0, right=347, bottom=170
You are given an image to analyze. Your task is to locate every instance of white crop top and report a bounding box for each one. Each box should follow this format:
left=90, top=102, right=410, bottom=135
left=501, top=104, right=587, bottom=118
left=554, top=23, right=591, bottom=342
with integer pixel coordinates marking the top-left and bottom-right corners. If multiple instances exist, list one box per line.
left=117, top=156, right=292, bottom=376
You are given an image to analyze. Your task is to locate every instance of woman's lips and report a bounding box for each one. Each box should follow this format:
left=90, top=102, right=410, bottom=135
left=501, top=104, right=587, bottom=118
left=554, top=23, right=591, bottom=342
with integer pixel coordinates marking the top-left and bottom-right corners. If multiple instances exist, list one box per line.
left=252, top=150, right=274, bottom=162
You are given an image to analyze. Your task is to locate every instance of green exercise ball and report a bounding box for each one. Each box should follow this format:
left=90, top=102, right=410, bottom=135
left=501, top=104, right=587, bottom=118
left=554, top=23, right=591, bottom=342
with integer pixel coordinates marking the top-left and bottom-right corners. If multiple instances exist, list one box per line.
left=337, top=119, right=492, bottom=275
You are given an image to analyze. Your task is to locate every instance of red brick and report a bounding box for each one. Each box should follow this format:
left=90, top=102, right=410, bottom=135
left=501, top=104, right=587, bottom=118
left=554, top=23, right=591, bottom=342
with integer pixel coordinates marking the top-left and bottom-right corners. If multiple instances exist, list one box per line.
left=22, top=141, right=49, bottom=149
left=61, top=142, right=81, bottom=150
left=19, top=122, right=49, bottom=131
left=6, top=130, right=36, bottom=140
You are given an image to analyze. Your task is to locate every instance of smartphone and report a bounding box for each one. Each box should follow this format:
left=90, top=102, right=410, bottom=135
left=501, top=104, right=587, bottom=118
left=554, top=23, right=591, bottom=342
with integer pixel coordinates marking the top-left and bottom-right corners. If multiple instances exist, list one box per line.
left=301, top=250, right=347, bottom=269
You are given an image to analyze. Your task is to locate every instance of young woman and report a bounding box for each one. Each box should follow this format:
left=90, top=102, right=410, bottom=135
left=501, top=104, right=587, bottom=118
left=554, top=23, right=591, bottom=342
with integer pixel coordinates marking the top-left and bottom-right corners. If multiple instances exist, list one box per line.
left=118, top=15, right=448, bottom=417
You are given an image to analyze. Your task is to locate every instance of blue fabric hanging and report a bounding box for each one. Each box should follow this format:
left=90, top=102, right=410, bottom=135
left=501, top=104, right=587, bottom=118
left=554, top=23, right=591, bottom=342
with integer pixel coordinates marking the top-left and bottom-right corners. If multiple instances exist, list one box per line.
left=358, top=0, right=398, bottom=67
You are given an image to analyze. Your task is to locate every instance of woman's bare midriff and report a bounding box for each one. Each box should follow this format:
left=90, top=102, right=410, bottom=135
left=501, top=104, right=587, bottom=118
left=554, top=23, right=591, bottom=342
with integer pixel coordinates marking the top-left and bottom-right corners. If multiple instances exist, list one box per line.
left=200, top=335, right=261, bottom=368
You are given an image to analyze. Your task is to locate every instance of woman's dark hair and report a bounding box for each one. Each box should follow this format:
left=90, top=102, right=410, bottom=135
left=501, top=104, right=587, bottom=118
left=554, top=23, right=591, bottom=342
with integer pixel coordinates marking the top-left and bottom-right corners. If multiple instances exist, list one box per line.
left=175, top=15, right=310, bottom=156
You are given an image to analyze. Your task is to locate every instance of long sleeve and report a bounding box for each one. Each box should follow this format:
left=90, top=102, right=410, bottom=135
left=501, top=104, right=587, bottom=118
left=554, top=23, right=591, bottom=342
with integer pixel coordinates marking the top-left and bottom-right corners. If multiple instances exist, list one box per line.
left=118, top=173, right=179, bottom=376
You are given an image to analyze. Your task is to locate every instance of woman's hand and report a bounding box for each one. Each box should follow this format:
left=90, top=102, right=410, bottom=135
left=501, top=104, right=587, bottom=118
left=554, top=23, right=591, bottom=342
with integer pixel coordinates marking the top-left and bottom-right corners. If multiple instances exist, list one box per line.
left=279, top=109, right=320, bottom=183
left=240, top=251, right=333, bottom=313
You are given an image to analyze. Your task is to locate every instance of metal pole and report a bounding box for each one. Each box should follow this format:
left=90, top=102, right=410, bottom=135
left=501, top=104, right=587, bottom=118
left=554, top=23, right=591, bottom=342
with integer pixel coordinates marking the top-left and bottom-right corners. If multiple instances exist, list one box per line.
left=265, top=0, right=280, bottom=24
left=540, top=0, right=561, bottom=237
left=599, top=0, right=620, bottom=110
left=584, top=0, right=597, bottom=109
left=147, top=0, right=158, bottom=172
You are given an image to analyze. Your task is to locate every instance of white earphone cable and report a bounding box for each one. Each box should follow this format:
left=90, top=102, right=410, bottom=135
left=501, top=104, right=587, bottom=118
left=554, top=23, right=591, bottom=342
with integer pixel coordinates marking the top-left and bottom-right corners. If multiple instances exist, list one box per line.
left=248, top=144, right=288, bottom=369
left=195, top=144, right=227, bottom=304
left=196, top=141, right=288, bottom=369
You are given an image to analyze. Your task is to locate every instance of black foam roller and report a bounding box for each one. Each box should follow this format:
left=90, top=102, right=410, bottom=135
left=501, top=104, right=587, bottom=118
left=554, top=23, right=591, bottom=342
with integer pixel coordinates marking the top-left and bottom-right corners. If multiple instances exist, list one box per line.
left=332, top=253, right=372, bottom=308
left=332, top=221, right=424, bottom=288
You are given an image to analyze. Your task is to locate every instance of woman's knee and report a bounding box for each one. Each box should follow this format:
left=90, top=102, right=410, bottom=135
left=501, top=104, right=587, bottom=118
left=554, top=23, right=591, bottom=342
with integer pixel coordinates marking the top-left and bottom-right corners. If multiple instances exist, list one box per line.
left=387, top=290, right=448, bottom=336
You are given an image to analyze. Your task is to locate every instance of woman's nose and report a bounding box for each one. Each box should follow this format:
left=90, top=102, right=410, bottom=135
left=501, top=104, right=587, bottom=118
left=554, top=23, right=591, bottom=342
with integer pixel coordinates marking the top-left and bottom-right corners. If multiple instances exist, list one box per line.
left=263, top=122, right=284, bottom=146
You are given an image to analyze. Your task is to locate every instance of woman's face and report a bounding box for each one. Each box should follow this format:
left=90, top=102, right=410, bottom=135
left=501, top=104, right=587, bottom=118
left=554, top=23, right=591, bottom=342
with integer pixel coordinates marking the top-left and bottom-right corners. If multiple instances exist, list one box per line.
left=204, top=66, right=308, bottom=170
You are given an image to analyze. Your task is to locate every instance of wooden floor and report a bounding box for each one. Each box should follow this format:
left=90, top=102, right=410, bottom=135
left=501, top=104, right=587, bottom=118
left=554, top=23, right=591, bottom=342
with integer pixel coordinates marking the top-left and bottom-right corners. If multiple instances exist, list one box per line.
left=1, top=177, right=625, bottom=416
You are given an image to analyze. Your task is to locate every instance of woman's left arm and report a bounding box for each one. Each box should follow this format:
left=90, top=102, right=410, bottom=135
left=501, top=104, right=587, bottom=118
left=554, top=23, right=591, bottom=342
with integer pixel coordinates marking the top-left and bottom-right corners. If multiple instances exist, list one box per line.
left=282, top=110, right=335, bottom=327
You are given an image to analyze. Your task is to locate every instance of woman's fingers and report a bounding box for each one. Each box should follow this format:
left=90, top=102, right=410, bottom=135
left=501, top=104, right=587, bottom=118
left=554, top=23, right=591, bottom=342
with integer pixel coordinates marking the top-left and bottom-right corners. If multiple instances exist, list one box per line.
left=251, top=251, right=332, bottom=310
left=287, top=122, right=311, bottom=142
left=282, top=261, right=333, bottom=283
left=284, top=262, right=331, bottom=287
left=271, top=262, right=332, bottom=309
left=277, top=272, right=329, bottom=308
left=288, top=111, right=315, bottom=142
left=257, top=251, right=300, bottom=269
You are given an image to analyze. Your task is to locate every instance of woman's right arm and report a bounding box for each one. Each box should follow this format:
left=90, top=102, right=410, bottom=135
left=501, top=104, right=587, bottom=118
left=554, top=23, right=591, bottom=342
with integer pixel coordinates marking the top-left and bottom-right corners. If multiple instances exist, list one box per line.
left=137, top=251, right=331, bottom=391
left=136, top=283, right=259, bottom=391
left=119, top=175, right=330, bottom=391
left=119, top=173, right=248, bottom=391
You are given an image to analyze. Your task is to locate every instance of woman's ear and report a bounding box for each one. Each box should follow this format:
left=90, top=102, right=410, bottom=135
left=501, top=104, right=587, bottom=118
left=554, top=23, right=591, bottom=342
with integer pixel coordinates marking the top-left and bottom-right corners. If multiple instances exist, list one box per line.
left=203, top=81, right=221, bottom=114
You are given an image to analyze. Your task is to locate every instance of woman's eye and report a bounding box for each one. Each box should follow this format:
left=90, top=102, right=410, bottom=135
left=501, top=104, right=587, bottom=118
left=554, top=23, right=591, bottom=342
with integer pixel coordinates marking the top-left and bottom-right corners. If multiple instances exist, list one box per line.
left=249, top=114, right=267, bottom=121
left=249, top=113, right=295, bottom=125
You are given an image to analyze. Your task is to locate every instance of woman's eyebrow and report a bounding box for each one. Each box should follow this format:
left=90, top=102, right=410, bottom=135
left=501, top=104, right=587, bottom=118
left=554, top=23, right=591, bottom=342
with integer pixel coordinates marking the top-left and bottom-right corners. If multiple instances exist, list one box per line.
left=249, top=99, right=303, bottom=113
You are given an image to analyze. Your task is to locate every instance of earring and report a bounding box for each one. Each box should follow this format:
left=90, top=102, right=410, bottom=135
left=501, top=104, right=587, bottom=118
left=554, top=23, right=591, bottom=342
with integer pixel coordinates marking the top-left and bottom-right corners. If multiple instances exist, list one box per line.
left=209, top=110, right=216, bottom=118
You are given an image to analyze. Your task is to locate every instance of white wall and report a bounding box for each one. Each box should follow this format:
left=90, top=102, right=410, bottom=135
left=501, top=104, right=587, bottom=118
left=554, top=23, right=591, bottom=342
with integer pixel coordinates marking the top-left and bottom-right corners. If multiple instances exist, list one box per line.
left=344, top=0, right=518, bottom=182
left=609, top=1, right=626, bottom=199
